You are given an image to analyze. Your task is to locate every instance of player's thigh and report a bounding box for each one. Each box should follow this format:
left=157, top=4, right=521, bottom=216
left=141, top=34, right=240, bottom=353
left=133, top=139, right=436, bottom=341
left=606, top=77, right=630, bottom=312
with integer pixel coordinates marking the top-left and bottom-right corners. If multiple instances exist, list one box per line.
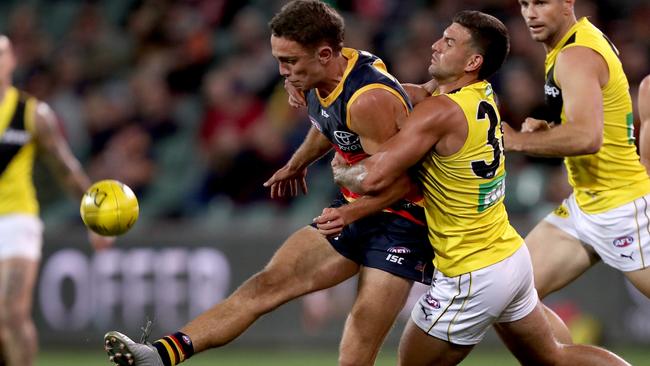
left=0, top=258, right=39, bottom=315
left=349, top=266, right=412, bottom=333
left=398, top=320, right=473, bottom=366
left=263, top=226, right=359, bottom=292
left=624, top=266, right=650, bottom=298
left=494, top=302, right=559, bottom=365
left=526, top=220, right=596, bottom=297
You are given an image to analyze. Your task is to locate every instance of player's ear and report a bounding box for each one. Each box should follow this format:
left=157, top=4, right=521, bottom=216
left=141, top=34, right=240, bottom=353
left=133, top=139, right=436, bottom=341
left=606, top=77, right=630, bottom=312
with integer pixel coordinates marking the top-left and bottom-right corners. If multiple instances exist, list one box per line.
left=465, top=53, right=483, bottom=74
left=563, top=0, right=575, bottom=16
left=317, top=46, right=334, bottom=64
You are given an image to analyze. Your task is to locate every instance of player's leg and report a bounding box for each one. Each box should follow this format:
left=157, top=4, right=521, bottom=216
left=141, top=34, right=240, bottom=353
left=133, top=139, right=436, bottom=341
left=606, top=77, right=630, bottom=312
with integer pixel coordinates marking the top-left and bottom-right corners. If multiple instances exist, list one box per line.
left=397, top=320, right=474, bottom=366
left=106, top=225, right=360, bottom=366
left=338, top=267, right=412, bottom=366
left=495, top=242, right=629, bottom=365
left=624, top=266, right=650, bottom=296
left=0, top=258, right=39, bottom=366
left=527, top=220, right=598, bottom=298
left=527, top=206, right=599, bottom=344
left=182, top=226, right=359, bottom=351
left=495, top=302, right=630, bottom=365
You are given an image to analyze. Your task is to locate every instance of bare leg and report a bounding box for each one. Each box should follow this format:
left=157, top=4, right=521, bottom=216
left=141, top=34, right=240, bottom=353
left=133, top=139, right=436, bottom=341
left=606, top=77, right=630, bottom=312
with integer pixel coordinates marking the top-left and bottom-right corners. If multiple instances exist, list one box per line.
left=181, top=226, right=360, bottom=352
left=0, top=258, right=39, bottom=366
left=338, top=267, right=413, bottom=366
left=624, top=266, right=650, bottom=297
left=397, top=320, right=474, bottom=366
left=495, top=302, right=630, bottom=366
left=526, top=221, right=599, bottom=343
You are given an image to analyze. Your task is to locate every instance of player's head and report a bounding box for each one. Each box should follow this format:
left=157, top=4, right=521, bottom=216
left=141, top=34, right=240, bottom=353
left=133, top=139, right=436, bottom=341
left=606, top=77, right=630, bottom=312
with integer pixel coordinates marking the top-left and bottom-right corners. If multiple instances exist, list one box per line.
left=429, top=11, right=509, bottom=82
left=269, top=0, right=344, bottom=90
left=0, top=35, right=16, bottom=84
left=519, top=0, right=576, bottom=45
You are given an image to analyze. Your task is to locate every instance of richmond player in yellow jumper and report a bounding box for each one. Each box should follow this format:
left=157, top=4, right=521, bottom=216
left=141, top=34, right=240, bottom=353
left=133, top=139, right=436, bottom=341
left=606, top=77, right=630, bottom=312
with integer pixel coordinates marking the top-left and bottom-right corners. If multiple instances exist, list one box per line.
left=0, top=35, right=114, bottom=366
left=331, top=10, right=628, bottom=366
left=503, top=0, right=650, bottom=342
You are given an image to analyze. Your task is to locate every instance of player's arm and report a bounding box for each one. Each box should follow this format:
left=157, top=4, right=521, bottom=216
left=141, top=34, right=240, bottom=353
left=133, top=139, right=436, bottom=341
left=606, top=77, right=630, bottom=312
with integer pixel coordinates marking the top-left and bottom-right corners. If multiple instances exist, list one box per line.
left=504, top=46, right=605, bottom=156
left=639, top=75, right=650, bottom=175
left=317, top=88, right=411, bottom=229
left=263, top=126, right=332, bottom=198
left=402, top=79, right=438, bottom=106
left=33, top=102, right=114, bottom=249
left=337, top=94, right=457, bottom=195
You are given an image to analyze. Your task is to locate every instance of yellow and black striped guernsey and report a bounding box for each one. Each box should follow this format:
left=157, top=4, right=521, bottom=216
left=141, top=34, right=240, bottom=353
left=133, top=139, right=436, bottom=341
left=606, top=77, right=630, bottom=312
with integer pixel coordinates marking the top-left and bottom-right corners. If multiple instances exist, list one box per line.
left=0, top=86, right=38, bottom=216
left=544, top=17, right=650, bottom=213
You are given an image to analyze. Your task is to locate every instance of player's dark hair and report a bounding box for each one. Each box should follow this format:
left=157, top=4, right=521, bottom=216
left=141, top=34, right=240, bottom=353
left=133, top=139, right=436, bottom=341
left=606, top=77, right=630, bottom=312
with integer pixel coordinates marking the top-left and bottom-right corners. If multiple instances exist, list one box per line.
left=269, top=0, right=344, bottom=52
left=453, top=10, right=510, bottom=80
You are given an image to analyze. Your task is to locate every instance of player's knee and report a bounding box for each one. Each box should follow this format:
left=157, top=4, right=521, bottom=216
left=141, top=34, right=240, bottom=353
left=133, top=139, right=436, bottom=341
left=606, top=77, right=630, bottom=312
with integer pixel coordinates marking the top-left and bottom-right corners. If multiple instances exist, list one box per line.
left=244, top=269, right=302, bottom=309
left=0, top=303, right=31, bottom=330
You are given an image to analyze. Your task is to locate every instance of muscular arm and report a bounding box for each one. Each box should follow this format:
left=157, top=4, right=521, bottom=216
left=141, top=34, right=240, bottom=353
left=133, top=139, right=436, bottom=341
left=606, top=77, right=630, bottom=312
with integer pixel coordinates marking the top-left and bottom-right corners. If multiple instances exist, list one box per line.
left=286, top=126, right=332, bottom=171
left=505, top=47, right=605, bottom=156
left=639, top=75, right=650, bottom=175
left=33, top=102, right=91, bottom=199
left=338, top=95, right=458, bottom=195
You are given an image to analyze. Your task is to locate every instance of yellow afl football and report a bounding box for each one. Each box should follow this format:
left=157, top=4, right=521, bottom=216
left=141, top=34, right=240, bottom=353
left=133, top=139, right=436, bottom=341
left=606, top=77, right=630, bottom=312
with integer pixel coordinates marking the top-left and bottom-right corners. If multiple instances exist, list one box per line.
left=80, top=180, right=139, bottom=236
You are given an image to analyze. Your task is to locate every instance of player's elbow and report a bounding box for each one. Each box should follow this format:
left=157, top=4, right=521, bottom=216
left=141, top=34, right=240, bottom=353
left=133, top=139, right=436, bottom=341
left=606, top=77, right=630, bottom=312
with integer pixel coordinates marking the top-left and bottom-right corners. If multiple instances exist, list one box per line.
left=580, top=132, right=602, bottom=155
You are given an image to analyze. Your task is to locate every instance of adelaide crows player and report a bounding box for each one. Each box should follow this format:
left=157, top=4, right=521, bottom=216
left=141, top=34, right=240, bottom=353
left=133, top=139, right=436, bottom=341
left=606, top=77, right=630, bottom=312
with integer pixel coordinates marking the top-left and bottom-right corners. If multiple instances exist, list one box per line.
left=103, top=1, right=433, bottom=365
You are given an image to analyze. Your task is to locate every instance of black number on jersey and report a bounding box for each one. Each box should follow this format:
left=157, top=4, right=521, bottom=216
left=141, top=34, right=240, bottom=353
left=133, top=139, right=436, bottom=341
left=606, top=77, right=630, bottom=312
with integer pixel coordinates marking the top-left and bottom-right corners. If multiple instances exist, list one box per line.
left=471, top=101, right=502, bottom=179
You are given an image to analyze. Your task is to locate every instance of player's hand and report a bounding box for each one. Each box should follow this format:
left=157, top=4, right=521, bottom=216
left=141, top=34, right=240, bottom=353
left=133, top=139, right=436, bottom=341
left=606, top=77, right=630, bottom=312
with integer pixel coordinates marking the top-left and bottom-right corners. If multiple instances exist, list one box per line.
left=521, top=117, right=553, bottom=132
left=285, top=79, right=306, bottom=108
left=263, top=164, right=308, bottom=198
left=88, top=231, right=115, bottom=251
left=314, top=207, right=347, bottom=236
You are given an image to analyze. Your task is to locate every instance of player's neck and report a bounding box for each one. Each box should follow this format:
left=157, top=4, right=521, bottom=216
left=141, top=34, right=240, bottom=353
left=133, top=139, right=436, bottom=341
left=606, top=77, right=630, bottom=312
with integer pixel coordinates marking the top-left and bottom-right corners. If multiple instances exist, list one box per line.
left=544, top=15, right=578, bottom=52
left=315, top=54, right=348, bottom=97
left=0, top=81, right=10, bottom=102
left=438, top=74, right=479, bottom=94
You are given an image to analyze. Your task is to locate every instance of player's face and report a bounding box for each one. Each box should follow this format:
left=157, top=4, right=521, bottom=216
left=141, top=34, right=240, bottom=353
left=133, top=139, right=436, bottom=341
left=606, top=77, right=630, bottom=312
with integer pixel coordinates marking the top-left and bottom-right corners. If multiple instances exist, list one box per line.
left=519, top=0, right=571, bottom=44
left=0, top=36, right=16, bottom=84
left=271, top=35, right=324, bottom=91
left=428, top=23, right=477, bottom=82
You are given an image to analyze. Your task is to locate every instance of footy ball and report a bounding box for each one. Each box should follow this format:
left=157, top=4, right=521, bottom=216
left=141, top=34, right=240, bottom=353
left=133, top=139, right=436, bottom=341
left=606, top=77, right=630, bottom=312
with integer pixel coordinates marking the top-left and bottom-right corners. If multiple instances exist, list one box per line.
left=80, top=180, right=139, bottom=236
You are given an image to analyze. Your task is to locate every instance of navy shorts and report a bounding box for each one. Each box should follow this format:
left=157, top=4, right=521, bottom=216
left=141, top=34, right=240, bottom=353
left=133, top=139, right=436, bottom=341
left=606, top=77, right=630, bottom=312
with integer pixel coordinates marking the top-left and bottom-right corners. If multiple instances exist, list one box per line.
left=311, top=196, right=434, bottom=285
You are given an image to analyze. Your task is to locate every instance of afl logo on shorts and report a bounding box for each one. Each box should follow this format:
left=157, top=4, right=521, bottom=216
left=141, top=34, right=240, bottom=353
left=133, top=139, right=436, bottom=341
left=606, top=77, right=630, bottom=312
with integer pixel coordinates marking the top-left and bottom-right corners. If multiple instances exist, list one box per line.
left=613, top=235, right=634, bottom=248
left=388, top=246, right=411, bottom=254
left=334, top=131, right=359, bottom=146
left=424, top=293, right=440, bottom=309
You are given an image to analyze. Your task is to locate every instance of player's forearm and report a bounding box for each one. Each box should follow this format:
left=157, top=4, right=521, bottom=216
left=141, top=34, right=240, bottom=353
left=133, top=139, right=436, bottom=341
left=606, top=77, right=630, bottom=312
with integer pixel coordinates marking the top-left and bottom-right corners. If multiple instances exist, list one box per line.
left=508, top=123, right=601, bottom=157
left=55, top=160, right=92, bottom=200
left=287, top=127, right=332, bottom=170
left=336, top=174, right=410, bottom=223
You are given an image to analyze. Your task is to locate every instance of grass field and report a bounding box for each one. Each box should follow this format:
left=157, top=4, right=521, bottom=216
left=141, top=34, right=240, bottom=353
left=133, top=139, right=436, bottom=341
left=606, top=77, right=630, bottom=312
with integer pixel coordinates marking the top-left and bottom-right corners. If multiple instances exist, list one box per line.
left=37, top=346, right=650, bottom=366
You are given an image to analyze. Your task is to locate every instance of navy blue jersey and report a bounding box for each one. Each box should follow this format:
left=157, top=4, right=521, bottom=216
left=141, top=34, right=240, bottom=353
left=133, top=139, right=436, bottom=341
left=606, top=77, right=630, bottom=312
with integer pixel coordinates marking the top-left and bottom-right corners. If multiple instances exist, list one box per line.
left=306, top=48, right=412, bottom=164
left=305, top=48, right=424, bottom=225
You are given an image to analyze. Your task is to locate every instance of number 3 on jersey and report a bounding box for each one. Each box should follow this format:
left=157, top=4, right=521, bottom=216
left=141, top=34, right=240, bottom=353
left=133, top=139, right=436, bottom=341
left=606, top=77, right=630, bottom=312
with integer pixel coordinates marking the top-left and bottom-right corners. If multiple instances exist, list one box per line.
left=472, top=101, right=505, bottom=212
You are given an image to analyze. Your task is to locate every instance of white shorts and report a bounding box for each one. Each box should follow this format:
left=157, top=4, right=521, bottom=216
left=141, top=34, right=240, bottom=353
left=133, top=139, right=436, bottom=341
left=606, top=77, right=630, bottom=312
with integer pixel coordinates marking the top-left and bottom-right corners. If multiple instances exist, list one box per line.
left=411, top=244, right=538, bottom=345
left=0, top=214, right=44, bottom=260
left=545, top=193, right=650, bottom=272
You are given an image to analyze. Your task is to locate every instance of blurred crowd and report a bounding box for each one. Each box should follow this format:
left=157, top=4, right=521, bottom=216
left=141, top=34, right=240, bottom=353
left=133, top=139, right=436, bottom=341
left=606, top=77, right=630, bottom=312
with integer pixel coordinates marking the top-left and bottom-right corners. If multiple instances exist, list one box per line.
left=1, top=0, right=648, bottom=226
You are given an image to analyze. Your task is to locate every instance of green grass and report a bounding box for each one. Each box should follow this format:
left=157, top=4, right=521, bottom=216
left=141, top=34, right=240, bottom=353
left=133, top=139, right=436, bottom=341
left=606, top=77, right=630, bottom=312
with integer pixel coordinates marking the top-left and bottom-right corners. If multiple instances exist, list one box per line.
left=36, top=346, right=650, bottom=366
